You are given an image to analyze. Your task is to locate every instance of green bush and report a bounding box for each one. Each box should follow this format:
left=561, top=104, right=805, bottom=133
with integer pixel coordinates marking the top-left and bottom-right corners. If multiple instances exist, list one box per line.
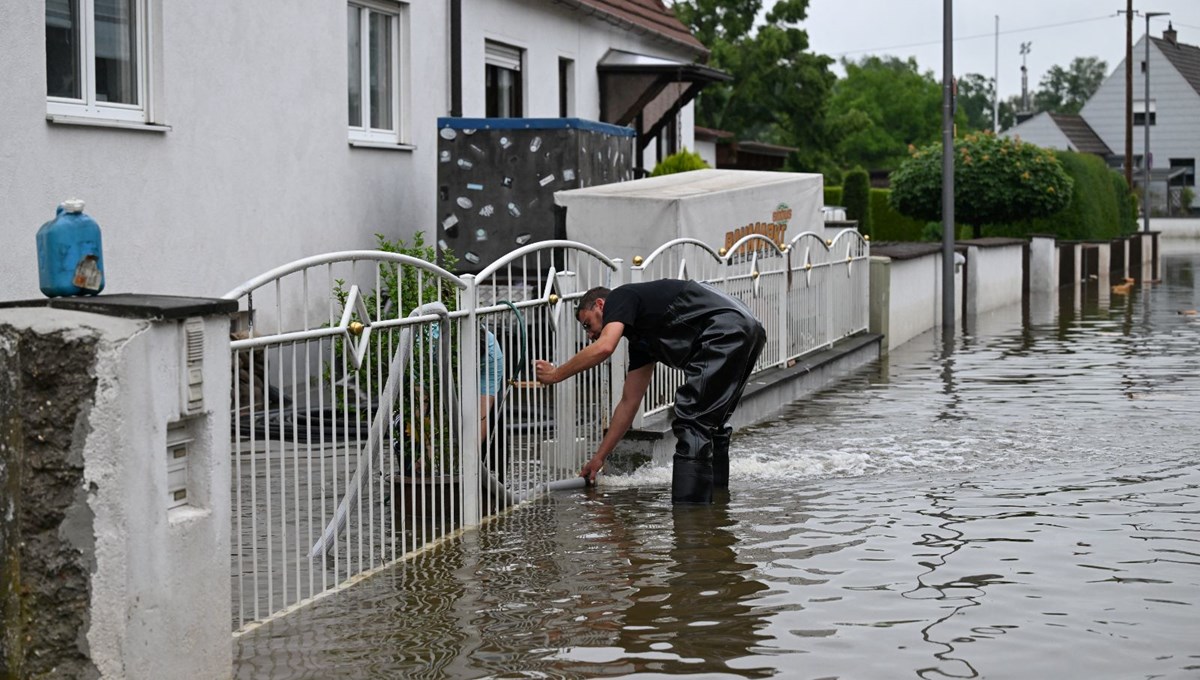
left=870, top=188, right=926, bottom=241
left=890, top=132, right=1073, bottom=238
left=842, top=168, right=871, bottom=236
left=650, top=148, right=709, bottom=177
left=824, top=186, right=843, bottom=207
left=988, top=151, right=1136, bottom=240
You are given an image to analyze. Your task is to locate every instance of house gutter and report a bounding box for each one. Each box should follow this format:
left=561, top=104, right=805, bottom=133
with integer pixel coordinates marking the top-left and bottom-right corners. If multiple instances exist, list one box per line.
left=450, top=0, right=462, bottom=117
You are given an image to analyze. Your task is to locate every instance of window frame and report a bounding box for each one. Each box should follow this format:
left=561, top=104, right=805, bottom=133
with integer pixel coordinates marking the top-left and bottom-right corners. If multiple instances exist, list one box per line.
left=484, top=40, right=524, bottom=118
left=46, top=0, right=152, bottom=125
left=1134, top=99, right=1157, bottom=127
left=558, top=56, right=574, bottom=118
left=347, top=0, right=408, bottom=146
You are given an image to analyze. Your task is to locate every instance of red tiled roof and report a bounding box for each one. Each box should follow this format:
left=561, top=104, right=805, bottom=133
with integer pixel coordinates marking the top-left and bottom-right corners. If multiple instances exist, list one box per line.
left=554, top=0, right=708, bottom=56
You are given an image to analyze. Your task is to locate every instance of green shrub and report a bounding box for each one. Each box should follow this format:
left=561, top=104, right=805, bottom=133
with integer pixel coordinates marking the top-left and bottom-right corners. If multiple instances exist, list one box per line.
left=824, top=186, right=843, bottom=208
left=987, top=151, right=1137, bottom=240
left=870, top=188, right=926, bottom=241
left=890, top=132, right=1073, bottom=238
left=842, top=168, right=871, bottom=236
left=650, top=148, right=709, bottom=177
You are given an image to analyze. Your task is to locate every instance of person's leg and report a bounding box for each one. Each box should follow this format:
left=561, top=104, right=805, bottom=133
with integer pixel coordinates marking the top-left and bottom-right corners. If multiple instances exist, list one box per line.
left=710, top=322, right=766, bottom=489
left=672, top=313, right=761, bottom=504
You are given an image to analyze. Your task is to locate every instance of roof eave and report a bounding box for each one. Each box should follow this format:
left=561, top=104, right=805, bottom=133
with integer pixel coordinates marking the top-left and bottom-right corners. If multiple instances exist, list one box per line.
left=549, top=0, right=710, bottom=59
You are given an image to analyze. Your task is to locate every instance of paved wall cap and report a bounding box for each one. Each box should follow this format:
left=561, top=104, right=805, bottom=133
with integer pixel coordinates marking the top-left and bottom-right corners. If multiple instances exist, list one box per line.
left=0, top=293, right=238, bottom=320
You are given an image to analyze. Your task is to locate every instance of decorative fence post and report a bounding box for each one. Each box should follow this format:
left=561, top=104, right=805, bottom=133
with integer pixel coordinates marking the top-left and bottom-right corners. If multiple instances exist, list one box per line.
left=552, top=271, right=579, bottom=470
left=459, top=274, right=481, bottom=526
left=608, top=259, right=626, bottom=417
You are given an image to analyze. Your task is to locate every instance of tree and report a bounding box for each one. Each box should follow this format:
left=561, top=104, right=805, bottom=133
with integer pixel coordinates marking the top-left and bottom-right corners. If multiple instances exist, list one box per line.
left=825, top=55, right=955, bottom=172
left=842, top=167, right=871, bottom=235
left=1033, top=57, right=1107, bottom=115
left=956, top=73, right=996, bottom=132
left=672, top=0, right=836, bottom=161
left=889, top=132, right=1073, bottom=238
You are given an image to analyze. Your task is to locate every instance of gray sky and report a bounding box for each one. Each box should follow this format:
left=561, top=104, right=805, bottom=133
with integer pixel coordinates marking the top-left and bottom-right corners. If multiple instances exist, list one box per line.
left=794, top=0, right=1200, bottom=101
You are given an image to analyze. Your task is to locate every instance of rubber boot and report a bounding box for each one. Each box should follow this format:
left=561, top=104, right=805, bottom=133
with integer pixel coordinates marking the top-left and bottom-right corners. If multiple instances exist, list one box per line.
left=671, top=425, right=713, bottom=504
left=712, top=424, right=733, bottom=489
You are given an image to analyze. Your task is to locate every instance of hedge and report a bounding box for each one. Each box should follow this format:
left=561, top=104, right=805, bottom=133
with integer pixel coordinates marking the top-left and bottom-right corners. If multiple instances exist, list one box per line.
left=986, top=150, right=1137, bottom=240
left=870, top=188, right=926, bottom=241
left=843, top=168, right=872, bottom=236
left=824, top=186, right=843, bottom=207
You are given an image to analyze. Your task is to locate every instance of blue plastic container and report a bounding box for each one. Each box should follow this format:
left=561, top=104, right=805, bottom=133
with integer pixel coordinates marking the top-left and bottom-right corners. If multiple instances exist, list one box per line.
left=36, top=199, right=105, bottom=297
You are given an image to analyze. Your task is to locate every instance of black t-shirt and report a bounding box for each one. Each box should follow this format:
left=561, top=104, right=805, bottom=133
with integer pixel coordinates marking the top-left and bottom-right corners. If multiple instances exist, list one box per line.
left=601, top=280, right=690, bottom=370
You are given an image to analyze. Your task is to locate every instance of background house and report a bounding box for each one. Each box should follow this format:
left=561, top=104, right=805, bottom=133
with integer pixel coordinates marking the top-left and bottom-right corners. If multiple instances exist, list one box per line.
left=2, top=0, right=717, bottom=300
left=1004, top=24, right=1199, bottom=215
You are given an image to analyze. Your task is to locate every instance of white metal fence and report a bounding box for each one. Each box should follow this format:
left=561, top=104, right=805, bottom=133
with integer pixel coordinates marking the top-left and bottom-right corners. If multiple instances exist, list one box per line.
left=633, top=230, right=870, bottom=417
left=224, top=233, right=868, bottom=632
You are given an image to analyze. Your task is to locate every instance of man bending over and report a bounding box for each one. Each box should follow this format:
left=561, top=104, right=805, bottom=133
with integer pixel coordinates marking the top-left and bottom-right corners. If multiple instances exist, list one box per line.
left=535, top=281, right=766, bottom=504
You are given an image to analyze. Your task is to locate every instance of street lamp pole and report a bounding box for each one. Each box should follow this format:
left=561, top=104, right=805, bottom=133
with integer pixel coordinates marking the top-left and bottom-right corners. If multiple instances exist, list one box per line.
left=1144, top=11, right=1169, bottom=232
left=941, top=0, right=955, bottom=330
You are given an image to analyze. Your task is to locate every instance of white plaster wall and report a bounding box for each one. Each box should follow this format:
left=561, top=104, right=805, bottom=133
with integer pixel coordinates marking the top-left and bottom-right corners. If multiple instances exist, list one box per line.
left=1153, top=217, right=1200, bottom=238
left=87, top=313, right=231, bottom=680
left=1, top=0, right=447, bottom=301
left=0, top=307, right=233, bottom=679
left=966, top=244, right=1023, bottom=315
left=886, top=254, right=962, bottom=351
left=695, top=138, right=718, bottom=168
left=1028, top=236, right=1058, bottom=293
left=460, top=0, right=697, bottom=165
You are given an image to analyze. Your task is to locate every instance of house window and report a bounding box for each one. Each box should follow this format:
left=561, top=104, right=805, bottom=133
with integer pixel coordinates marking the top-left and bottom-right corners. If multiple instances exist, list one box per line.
left=485, top=41, right=523, bottom=117
left=46, top=0, right=149, bottom=123
left=348, top=1, right=406, bottom=144
left=1134, top=100, right=1156, bottom=126
left=558, top=57, right=574, bottom=117
left=1170, top=158, right=1195, bottom=187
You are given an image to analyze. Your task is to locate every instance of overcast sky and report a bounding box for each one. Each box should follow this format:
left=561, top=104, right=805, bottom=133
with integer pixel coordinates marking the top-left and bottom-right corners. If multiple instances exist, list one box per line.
left=791, top=0, right=1200, bottom=101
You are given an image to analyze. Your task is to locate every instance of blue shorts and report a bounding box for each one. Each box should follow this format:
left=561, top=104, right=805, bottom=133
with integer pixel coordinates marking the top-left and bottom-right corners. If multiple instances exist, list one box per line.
left=430, top=324, right=504, bottom=396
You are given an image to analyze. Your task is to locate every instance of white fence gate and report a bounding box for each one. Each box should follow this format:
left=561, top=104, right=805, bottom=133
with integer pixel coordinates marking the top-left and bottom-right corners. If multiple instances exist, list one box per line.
left=225, top=233, right=868, bottom=632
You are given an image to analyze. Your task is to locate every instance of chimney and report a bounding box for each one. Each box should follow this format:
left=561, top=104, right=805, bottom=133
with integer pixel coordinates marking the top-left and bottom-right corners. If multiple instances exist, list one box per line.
left=1164, top=22, right=1177, bottom=45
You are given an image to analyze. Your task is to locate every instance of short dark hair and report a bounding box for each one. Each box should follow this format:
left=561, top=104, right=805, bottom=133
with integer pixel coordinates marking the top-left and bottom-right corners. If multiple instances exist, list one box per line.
left=574, top=287, right=610, bottom=317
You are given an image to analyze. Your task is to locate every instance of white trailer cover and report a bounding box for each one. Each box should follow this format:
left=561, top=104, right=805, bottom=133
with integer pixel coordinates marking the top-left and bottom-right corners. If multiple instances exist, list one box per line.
left=554, top=168, right=824, bottom=264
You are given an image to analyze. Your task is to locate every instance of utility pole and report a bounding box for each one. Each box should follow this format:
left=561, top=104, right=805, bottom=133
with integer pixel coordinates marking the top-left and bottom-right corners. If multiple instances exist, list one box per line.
left=993, top=15, right=1000, bottom=132
left=942, top=0, right=955, bottom=331
left=1019, top=42, right=1032, bottom=113
left=1124, top=1, right=1134, bottom=189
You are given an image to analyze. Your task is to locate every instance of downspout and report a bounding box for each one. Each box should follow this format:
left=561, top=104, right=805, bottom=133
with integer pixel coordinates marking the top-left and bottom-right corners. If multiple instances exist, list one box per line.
left=450, top=0, right=462, bottom=117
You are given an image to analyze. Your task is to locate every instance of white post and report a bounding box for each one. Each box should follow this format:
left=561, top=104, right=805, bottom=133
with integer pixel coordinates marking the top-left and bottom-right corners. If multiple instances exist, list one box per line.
left=553, top=271, right=579, bottom=470
left=0, top=297, right=234, bottom=680
left=608, top=259, right=626, bottom=415
left=627, top=263, right=646, bottom=429
left=459, top=274, right=480, bottom=526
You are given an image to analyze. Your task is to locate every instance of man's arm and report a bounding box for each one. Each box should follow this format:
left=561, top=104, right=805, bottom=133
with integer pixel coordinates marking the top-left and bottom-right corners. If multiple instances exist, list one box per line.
left=579, top=363, right=654, bottom=483
left=534, top=321, right=624, bottom=385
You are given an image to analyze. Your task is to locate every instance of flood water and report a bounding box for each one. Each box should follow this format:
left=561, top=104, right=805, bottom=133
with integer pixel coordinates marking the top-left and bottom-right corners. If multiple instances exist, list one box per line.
left=235, top=243, right=1200, bottom=679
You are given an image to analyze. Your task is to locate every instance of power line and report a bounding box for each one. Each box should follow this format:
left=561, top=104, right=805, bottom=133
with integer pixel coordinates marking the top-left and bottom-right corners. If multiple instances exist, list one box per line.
left=829, top=14, right=1117, bottom=58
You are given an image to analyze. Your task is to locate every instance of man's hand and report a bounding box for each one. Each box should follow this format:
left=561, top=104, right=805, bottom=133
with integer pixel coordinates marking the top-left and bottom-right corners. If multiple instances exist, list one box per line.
left=534, top=359, right=558, bottom=385
left=579, top=454, right=605, bottom=484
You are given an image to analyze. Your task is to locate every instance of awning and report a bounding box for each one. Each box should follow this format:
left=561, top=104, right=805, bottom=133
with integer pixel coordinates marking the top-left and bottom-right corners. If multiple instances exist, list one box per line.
left=598, top=49, right=730, bottom=152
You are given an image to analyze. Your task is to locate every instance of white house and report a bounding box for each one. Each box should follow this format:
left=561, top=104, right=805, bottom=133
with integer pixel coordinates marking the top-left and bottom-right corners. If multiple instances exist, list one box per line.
left=1, top=0, right=719, bottom=300
left=1005, top=24, right=1200, bottom=214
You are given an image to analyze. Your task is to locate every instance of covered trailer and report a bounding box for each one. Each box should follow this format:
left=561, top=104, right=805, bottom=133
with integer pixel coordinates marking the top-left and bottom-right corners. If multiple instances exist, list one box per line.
left=553, top=168, right=824, bottom=265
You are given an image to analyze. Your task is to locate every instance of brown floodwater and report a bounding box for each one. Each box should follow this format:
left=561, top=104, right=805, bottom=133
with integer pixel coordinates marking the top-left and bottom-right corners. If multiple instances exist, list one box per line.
left=235, top=243, right=1200, bottom=679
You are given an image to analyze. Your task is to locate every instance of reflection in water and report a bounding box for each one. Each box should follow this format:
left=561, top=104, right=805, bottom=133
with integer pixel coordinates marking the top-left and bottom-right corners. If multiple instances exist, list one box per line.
left=237, top=246, right=1200, bottom=679
left=614, top=499, right=772, bottom=676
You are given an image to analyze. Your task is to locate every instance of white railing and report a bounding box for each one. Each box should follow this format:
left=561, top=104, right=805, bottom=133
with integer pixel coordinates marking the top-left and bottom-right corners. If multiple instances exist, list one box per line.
left=633, top=230, right=870, bottom=418
left=224, top=234, right=867, bottom=632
